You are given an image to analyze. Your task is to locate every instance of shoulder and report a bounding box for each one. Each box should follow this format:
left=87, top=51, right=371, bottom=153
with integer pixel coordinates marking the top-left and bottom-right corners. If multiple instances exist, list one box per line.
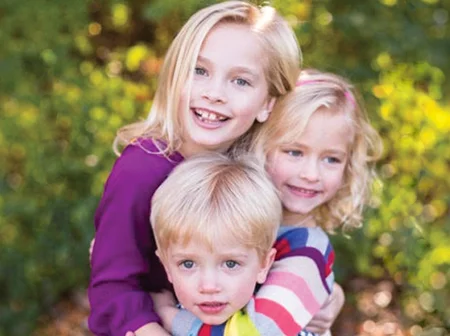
left=275, top=226, right=333, bottom=259
left=114, top=139, right=183, bottom=180
left=277, top=226, right=330, bottom=247
left=106, top=138, right=184, bottom=193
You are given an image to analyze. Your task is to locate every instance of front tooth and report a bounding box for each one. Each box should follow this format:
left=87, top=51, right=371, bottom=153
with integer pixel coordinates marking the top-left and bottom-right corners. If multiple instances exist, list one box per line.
left=197, top=109, right=226, bottom=121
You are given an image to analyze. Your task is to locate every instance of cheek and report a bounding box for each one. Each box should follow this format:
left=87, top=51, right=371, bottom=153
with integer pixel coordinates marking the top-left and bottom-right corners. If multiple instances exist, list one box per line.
left=171, top=275, right=192, bottom=302
left=235, top=93, right=266, bottom=117
left=266, top=155, right=281, bottom=182
left=230, top=275, right=257, bottom=304
left=268, top=164, right=288, bottom=190
left=329, top=169, right=346, bottom=191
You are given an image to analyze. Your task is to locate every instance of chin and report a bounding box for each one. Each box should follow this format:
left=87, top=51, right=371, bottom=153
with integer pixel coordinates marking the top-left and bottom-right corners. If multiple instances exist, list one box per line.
left=200, top=315, right=229, bottom=325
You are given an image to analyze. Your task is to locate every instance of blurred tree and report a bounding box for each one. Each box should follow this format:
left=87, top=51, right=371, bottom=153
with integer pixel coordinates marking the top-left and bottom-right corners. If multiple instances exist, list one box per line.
left=0, top=0, right=449, bottom=334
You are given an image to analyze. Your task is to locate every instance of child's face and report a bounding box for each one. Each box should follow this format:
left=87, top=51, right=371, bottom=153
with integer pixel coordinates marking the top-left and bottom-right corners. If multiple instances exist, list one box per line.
left=267, top=110, right=353, bottom=224
left=180, top=22, right=274, bottom=156
left=160, top=239, right=275, bottom=325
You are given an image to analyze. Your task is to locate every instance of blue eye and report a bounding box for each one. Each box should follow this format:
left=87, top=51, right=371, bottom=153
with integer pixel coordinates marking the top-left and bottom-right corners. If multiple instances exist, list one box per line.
left=195, top=67, right=207, bottom=76
left=324, top=157, right=341, bottom=164
left=234, top=78, right=250, bottom=87
left=225, top=260, right=239, bottom=269
left=181, top=260, right=194, bottom=269
left=285, top=150, right=302, bottom=157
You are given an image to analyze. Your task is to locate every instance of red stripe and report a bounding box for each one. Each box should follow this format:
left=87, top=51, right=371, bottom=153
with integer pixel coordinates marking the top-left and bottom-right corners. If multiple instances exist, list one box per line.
left=198, top=324, right=212, bottom=336
left=254, top=297, right=301, bottom=335
left=274, top=238, right=291, bottom=260
left=325, top=250, right=335, bottom=276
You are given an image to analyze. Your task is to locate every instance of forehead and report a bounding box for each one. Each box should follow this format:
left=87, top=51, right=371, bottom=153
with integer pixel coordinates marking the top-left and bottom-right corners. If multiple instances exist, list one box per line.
left=284, top=109, right=354, bottom=150
left=198, top=22, right=266, bottom=71
left=167, top=239, right=256, bottom=258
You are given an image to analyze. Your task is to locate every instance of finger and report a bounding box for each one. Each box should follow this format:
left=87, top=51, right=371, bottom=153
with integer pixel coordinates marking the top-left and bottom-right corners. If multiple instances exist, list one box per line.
left=307, top=313, right=333, bottom=324
left=304, top=325, right=327, bottom=334
left=305, top=319, right=332, bottom=333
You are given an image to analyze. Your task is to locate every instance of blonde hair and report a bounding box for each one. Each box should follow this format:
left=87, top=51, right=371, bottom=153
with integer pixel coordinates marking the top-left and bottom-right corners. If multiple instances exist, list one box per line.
left=249, top=69, right=383, bottom=232
left=114, top=1, right=300, bottom=155
left=151, top=152, right=282, bottom=261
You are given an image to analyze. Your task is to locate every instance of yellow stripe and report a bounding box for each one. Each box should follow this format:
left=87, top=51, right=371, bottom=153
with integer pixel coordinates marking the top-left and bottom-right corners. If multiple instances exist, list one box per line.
left=224, top=310, right=260, bottom=336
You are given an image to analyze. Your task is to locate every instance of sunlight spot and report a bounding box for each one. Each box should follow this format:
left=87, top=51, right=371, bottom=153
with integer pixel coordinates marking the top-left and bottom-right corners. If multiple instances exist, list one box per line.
left=374, top=290, right=392, bottom=308
left=88, top=22, right=102, bottom=36
left=418, top=292, right=435, bottom=312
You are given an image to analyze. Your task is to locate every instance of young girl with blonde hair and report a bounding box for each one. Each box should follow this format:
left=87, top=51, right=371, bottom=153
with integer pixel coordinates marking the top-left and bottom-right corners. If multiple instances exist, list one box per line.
left=154, top=69, right=382, bottom=335
left=88, top=1, right=301, bottom=335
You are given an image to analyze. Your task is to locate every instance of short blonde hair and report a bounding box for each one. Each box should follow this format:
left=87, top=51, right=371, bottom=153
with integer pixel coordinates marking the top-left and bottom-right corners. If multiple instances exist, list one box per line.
left=249, top=69, right=383, bottom=232
left=151, top=152, right=282, bottom=261
left=114, top=1, right=300, bottom=155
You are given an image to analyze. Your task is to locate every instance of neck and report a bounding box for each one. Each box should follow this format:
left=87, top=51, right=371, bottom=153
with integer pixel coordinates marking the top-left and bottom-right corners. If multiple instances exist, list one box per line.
left=179, top=141, right=230, bottom=158
left=283, top=212, right=316, bottom=228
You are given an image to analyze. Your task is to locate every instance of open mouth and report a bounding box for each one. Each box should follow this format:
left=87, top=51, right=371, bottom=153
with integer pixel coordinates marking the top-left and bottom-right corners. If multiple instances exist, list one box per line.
left=193, top=108, right=229, bottom=123
left=197, top=302, right=227, bottom=314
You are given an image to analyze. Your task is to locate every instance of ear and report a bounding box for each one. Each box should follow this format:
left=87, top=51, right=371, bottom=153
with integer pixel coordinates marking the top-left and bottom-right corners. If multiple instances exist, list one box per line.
left=256, top=248, right=276, bottom=284
left=256, top=97, right=277, bottom=123
left=155, top=249, right=173, bottom=283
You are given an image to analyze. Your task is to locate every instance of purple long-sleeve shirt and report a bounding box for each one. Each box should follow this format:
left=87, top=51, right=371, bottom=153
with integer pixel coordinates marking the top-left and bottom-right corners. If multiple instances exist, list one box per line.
left=88, top=138, right=184, bottom=336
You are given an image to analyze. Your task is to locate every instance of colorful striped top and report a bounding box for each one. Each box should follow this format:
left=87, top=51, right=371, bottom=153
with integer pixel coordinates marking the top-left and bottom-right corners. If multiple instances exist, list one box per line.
left=172, top=226, right=335, bottom=336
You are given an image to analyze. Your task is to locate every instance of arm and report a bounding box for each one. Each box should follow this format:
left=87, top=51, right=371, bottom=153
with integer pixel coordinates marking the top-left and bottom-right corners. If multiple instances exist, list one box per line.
left=173, top=227, right=335, bottom=336
left=134, top=323, right=171, bottom=336
left=305, top=283, right=345, bottom=335
left=88, top=143, right=181, bottom=336
left=246, top=227, right=335, bottom=335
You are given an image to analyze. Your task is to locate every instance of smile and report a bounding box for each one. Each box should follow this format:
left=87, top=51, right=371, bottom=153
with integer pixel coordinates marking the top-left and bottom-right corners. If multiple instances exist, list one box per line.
left=193, top=108, right=229, bottom=123
left=288, top=185, right=321, bottom=198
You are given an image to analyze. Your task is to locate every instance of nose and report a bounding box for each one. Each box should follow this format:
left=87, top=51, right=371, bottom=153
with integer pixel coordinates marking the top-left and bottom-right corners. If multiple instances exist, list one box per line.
left=201, top=78, right=227, bottom=104
left=299, top=158, right=320, bottom=183
left=198, top=269, right=221, bottom=294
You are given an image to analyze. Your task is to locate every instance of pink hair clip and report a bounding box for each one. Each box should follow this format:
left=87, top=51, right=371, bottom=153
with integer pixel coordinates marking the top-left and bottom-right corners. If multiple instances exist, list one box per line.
left=344, top=91, right=356, bottom=106
left=295, top=79, right=317, bottom=86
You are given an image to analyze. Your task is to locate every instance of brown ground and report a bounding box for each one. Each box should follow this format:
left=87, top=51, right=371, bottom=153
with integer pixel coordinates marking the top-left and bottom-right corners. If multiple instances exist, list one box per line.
left=35, top=277, right=420, bottom=336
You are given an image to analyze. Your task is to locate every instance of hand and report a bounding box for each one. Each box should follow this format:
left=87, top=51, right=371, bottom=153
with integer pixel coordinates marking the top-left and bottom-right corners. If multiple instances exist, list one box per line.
left=150, top=290, right=179, bottom=332
left=150, top=290, right=177, bottom=312
left=305, top=283, right=345, bottom=335
left=125, top=322, right=171, bottom=336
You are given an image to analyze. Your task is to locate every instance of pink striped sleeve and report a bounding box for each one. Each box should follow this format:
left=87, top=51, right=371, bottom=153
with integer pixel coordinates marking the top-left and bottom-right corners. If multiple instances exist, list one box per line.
left=244, top=227, right=335, bottom=335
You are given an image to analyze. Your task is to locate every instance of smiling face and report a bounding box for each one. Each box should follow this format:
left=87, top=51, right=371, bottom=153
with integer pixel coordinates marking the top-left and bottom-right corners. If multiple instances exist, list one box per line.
left=179, top=22, right=274, bottom=157
left=160, top=239, right=274, bottom=325
left=267, top=109, right=353, bottom=225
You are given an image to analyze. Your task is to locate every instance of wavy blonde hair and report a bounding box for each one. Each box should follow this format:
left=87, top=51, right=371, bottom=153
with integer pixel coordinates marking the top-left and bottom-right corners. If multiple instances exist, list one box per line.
left=113, top=1, right=300, bottom=155
left=151, top=152, right=282, bottom=261
left=246, top=69, right=383, bottom=232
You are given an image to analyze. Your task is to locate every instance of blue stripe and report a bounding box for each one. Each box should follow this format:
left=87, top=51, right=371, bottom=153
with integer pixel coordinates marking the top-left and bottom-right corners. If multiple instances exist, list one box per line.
left=277, top=227, right=309, bottom=249
left=210, top=323, right=226, bottom=336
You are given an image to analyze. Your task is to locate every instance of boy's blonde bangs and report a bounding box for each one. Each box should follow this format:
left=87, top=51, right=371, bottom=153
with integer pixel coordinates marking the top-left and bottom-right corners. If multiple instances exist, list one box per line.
left=152, top=153, right=282, bottom=261
left=113, top=1, right=300, bottom=155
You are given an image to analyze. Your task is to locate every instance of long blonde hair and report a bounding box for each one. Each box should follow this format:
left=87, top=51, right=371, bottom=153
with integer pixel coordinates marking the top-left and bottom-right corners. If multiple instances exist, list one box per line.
left=249, top=69, right=383, bottom=232
left=113, top=1, right=300, bottom=155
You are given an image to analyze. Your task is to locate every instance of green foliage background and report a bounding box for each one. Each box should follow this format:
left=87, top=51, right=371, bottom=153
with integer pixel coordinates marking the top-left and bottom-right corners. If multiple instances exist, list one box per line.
left=1, top=0, right=449, bottom=334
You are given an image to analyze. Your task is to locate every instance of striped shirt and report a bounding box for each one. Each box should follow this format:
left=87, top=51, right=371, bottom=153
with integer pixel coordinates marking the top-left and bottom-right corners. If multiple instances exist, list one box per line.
left=172, top=226, right=335, bottom=336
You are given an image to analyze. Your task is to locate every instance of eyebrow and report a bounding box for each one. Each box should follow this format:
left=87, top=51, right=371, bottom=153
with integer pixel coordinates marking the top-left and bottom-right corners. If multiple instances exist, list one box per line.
left=220, top=253, right=249, bottom=259
left=197, top=55, right=260, bottom=79
left=170, top=252, right=198, bottom=260
left=171, top=251, right=250, bottom=260
left=286, top=143, right=348, bottom=156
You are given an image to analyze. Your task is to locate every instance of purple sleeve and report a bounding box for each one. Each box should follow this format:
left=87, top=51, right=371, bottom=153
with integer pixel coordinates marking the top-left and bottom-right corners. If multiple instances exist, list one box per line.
left=88, top=141, right=183, bottom=336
